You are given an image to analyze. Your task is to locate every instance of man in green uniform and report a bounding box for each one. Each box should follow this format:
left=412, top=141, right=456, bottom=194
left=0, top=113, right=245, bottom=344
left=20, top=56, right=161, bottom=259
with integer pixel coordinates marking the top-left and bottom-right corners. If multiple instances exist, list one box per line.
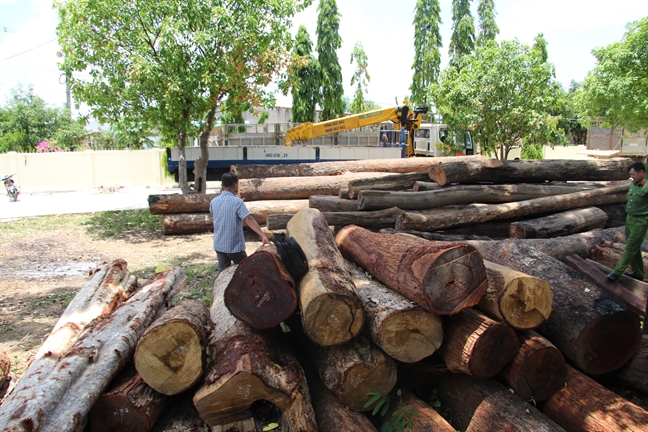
left=606, top=161, right=648, bottom=282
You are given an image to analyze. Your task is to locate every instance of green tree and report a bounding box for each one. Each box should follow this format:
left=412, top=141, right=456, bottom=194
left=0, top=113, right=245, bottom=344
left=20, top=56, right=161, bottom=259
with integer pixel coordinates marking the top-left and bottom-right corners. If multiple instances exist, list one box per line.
left=316, top=0, right=344, bottom=121
left=558, top=81, right=588, bottom=145
left=410, top=0, right=443, bottom=107
left=56, top=0, right=303, bottom=193
left=349, top=41, right=370, bottom=114
left=290, top=25, right=320, bottom=123
left=576, top=17, right=648, bottom=132
left=431, top=39, right=565, bottom=160
left=449, top=0, right=475, bottom=68
left=476, top=0, right=498, bottom=45
left=533, top=33, right=549, bottom=63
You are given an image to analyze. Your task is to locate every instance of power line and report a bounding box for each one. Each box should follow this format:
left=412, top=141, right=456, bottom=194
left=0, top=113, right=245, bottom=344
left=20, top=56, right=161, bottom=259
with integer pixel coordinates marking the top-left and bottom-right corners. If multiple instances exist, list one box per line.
left=1, top=39, right=57, bottom=61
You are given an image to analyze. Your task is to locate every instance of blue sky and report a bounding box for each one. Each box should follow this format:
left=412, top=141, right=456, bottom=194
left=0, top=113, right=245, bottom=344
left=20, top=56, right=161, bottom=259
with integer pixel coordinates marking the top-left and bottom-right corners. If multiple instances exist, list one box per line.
left=1, top=0, right=647, bottom=115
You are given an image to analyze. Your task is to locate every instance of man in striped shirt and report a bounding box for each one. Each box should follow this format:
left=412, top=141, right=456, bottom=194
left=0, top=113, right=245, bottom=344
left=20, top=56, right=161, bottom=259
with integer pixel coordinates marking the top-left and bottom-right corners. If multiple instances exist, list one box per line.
left=210, top=173, right=270, bottom=273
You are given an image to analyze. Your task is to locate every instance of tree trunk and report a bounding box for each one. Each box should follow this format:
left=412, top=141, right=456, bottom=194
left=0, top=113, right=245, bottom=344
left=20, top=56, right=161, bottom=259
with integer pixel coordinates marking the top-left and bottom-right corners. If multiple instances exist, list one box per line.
left=589, top=240, right=648, bottom=274
left=87, top=372, right=168, bottom=432
left=148, top=193, right=218, bottom=214
left=266, top=207, right=404, bottom=231
left=307, top=335, right=397, bottom=412
left=605, top=334, right=648, bottom=394
left=509, top=207, right=608, bottom=239
left=230, top=154, right=487, bottom=179
left=238, top=172, right=393, bottom=201
left=428, top=158, right=633, bottom=186
left=541, top=365, right=648, bottom=432
left=438, top=308, right=519, bottom=379
left=0, top=267, right=184, bottom=432
left=347, top=171, right=430, bottom=198
left=134, top=299, right=209, bottom=396
left=358, top=183, right=590, bottom=211
left=194, top=266, right=317, bottom=429
left=598, top=203, right=627, bottom=227
left=193, top=105, right=218, bottom=194
left=477, top=261, right=553, bottom=330
left=436, top=373, right=565, bottom=432
left=472, top=239, right=642, bottom=375
left=224, top=244, right=297, bottom=329
left=396, top=184, right=628, bottom=231
left=500, top=330, right=567, bottom=402
left=345, top=260, right=443, bottom=363
left=177, top=129, right=191, bottom=194
left=285, top=209, right=364, bottom=347
left=0, top=347, right=9, bottom=389
left=335, top=225, right=488, bottom=315
left=338, top=187, right=351, bottom=199
left=309, top=195, right=359, bottom=212
left=412, top=181, right=442, bottom=191
left=381, top=228, right=492, bottom=241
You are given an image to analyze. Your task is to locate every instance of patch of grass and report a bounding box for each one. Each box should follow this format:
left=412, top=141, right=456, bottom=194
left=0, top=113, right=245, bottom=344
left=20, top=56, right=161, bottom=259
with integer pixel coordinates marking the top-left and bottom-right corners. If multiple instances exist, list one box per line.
left=0, top=214, right=90, bottom=243
left=83, top=209, right=162, bottom=241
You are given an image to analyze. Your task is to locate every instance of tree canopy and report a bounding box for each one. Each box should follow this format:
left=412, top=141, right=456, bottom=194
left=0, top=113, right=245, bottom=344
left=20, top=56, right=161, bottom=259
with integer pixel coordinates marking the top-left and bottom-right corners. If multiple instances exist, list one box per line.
left=449, top=0, right=475, bottom=67
left=316, top=0, right=344, bottom=121
left=56, top=0, right=303, bottom=193
left=476, top=0, right=499, bottom=45
left=431, top=39, right=566, bottom=160
left=576, top=17, right=648, bottom=132
left=349, top=41, right=370, bottom=114
left=290, top=25, right=320, bottom=123
left=410, top=0, right=443, bottom=108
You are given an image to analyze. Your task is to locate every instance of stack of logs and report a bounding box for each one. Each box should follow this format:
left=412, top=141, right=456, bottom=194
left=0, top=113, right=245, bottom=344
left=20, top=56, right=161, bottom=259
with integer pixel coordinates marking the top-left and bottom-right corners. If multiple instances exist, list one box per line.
left=2, top=156, right=648, bottom=432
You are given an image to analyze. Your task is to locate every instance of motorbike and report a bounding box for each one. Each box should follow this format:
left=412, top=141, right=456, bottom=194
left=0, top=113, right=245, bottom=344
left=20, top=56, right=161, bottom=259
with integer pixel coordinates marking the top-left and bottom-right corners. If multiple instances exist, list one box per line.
left=2, top=174, right=20, bottom=201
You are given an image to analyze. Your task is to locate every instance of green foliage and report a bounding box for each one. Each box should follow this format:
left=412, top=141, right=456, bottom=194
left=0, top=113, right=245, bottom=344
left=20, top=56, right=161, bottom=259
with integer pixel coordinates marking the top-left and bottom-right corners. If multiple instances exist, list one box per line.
left=365, top=389, right=420, bottom=432
left=316, top=0, right=345, bottom=120
left=449, top=0, right=475, bottom=68
left=365, top=391, right=391, bottom=416
left=476, top=0, right=499, bottom=45
left=83, top=209, right=162, bottom=240
left=575, top=17, right=648, bottom=132
left=557, top=81, right=587, bottom=144
left=410, top=0, right=443, bottom=107
left=290, top=25, right=321, bottom=123
left=349, top=41, right=371, bottom=114
left=431, top=39, right=566, bottom=160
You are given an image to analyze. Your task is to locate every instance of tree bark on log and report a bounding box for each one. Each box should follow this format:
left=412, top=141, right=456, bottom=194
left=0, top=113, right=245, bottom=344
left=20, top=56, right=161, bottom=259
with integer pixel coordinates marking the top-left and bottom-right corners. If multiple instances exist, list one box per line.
left=541, top=365, right=648, bottom=432
left=413, top=181, right=442, bottom=191
left=210, top=418, right=257, bottom=432
left=238, top=172, right=393, bottom=201
left=605, top=334, right=648, bottom=395
left=396, top=184, right=628, bottom=231
left=500, top=330, right=567, bottom=403
left=590, top=240, right=648, bottom=274
left=224, top=244, right=297, bottom=329
left=309, top=195, right=358, bottom=212
left=358, top=183, right=590, bottom=211
left=336, top=225, right=488, bottom=315
left=0, top=347, right=9, bottom=389
left=381, top=228, right=492, bottom=241
left=380, top=389, right=456, bottom=432
left=436, top=372, right=565, bottom=432
left=267, top=207, right=404, bottom=231
left=509, top=207, right=608, bottom=239
left=134, top=299, right=209, bottom=396
left=0, top=267, right=184, bottom=432
left=476, top=260, right=553, bottom=330
left=472, top=239, right=642, bottom=375
left=338, top=187, right=350, bottom=199
left=193, top=266, right=317, bottom=429
left=87, top=372, right=168, bottom=432
left=345, top=260, right=443, bottom=363
left=438, top=308, right=519, bottom=379
left=428, top=158, right=633, bottom=186
left=148, top=193, right=218, bottom=215
left=425, top=158, right=504, bottom=187
left=347, top=172, right=430, bottom=198
left=585, top=259, right=648, bottom=300
left=285, top=209, right=364, bottom=347
left=597, top=203, right=627, bottom=227
left=230, top=155, right=487, bottom=179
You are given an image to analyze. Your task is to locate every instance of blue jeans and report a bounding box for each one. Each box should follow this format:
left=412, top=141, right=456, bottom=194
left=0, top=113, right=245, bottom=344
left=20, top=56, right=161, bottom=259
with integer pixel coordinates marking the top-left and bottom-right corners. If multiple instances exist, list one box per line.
left=216, top=250, right=248, bottom=273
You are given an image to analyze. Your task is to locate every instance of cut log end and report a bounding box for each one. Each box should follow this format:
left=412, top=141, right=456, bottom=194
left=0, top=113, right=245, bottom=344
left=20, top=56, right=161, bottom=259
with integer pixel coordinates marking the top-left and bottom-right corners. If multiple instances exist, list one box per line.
left=135, top=321, right=204, bottom=395
left=500, top=277, right=553, bottom=329
left=302, top=293, right=364, bottom=347
left=380, top=310, right=444, bottom=363
left=334, top=361, right=397, bottom=413
left=515, top=346, right=567, bottom=402
left=470, top=324, right=520, bottom=379
left=576, top=310, right=642, bottom=375
left=428, top=165, right=448, bottom=187
left=87, top=394, right=151, bottom=432
left=424, top=248, right=488, bottom=315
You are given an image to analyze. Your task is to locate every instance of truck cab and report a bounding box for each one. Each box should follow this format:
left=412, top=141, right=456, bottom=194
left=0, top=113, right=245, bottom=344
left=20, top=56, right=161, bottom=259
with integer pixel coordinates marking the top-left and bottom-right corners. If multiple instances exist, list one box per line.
left=413, top=123, right=475, bottom=157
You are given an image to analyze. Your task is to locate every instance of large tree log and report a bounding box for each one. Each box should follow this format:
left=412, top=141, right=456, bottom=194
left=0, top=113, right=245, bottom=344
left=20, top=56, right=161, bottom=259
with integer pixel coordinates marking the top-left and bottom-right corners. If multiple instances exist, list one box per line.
left=345, top=260, right=443, bottom=363
left=396, top=184, right=628, bottom=231
left=285, top=209, right=364, bottom=347
left=134, top=299, right=209, bottom=396
left=509, top=206, right=608, bottom=239
left=541, top=365, right=648, bottom=432
left=238, top=172, right=393, bottom=201
left=428, top=157, right=633, bottom=186
left=413, top=180, right=443, bottom=191
left=382, top=228, right=492, bottom=241
left=230, top=154, right=487, bottom=179
left=585, top=259, right=648, bottom=301
left=347, top=171, right=430, bottom=198
left=336, top=225, right=488, bottom=315
left=358, top=183, right=591, bottom=211
left=309, top=195, right=359, bottom=212
left=224, top=244, right=297, bottom=329
left=0, top=347, right=9, bottom=389
left=472, top=239, right=642, bottom=375
left=380, top=389, right=456, bottom=432
left=148, top=193, right=218, bottom=215
left=597, top=203, right=627, bottom=227
left=438, top=308, right=519, bottom=379
left=590, top=240, right=648, bottom=275
left=87, top=370, right=168, bottom=432
left=604, top=334, right=648, bottom=395
left=193, top=266, right=317, bottom=429
left=477, top=260, right=553, bottom=330
left=500, top=330, right=567, bottom=403
left=436, top=372, right=565, bottom=432
left=0, top=267, right=185, bottom=432
left=267, top=207, right=404, bottom=231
